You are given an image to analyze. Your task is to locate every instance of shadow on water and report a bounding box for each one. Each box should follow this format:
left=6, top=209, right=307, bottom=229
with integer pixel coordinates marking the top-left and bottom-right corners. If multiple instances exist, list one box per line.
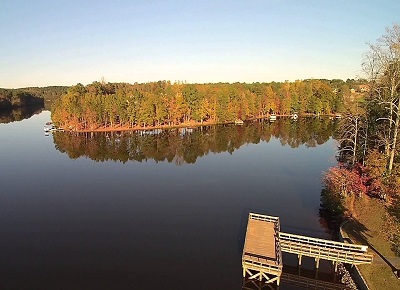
left=52, top=117, right=338, bottom=165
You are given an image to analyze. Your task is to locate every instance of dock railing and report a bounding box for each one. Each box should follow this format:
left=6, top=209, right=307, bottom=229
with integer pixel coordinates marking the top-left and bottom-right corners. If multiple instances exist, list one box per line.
left=279, top=232, right=373, bottom=266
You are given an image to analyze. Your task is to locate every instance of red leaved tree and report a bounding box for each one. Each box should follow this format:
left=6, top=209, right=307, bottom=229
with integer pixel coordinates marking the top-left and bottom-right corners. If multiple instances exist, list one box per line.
left=323, top=164, right=368, bottom=197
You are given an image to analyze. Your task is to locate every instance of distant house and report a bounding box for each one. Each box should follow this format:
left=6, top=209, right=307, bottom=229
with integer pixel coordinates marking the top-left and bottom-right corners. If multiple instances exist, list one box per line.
left=358, top=84, right=370, bottom=92
left=350, top=88, right=356, bottom=93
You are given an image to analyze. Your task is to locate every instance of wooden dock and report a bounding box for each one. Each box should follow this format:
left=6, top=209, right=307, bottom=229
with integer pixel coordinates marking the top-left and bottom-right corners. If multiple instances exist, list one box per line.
left=242, top=213, right=283, bottom=285
left=242, top=213, right=373, bottom=286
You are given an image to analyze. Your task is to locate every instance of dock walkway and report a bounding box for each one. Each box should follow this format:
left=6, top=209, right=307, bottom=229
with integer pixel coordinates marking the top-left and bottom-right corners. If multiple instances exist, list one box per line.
left=279, top=232, right=373, bottom=270
left=242, top=213, right=373, bottom=286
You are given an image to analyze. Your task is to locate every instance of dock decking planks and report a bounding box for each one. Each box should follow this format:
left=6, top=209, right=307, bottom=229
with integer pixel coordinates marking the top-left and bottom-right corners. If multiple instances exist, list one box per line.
left=244, top=218, right=277, bottom=263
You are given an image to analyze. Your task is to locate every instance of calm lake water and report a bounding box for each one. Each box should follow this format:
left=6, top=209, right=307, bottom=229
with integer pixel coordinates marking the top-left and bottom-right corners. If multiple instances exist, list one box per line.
left=0, top=110, right=341, bottom=289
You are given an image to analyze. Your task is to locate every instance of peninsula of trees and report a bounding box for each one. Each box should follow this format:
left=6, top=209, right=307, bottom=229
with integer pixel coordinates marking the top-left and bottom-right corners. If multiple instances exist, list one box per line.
left=51, top=79, right=365, bottom=131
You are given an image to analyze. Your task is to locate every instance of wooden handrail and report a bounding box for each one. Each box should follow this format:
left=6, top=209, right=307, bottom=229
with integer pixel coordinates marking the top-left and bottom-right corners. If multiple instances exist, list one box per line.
left=279, top=238, right=373, bottom=264
left=280, top=232, right=369, bottom=252
left=249, top=213, right=280, bottom=224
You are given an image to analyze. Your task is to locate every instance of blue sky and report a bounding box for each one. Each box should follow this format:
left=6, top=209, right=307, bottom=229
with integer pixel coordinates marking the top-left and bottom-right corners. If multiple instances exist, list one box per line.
left=1, top=0, right=399, bottom=88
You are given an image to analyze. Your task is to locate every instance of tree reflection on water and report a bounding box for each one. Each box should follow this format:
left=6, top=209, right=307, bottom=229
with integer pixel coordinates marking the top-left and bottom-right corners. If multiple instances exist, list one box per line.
left=0, top=106, right=44, bottom=124
left=53, top=117, right=338, bottom=165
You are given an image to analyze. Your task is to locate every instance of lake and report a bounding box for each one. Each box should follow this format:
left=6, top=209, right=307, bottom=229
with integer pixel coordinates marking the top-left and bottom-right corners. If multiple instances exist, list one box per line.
left=0, top=109, right=340, bottom=289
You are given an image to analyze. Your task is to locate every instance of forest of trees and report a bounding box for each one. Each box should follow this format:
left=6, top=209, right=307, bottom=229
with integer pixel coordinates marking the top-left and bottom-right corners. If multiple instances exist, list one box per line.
left=0, top=86, right=68, bottom=110
left=51, top=79, right=365, bottom=131
left=53, top=118, right=337, bottom=165
left=0, top=88, right=44, bottom=110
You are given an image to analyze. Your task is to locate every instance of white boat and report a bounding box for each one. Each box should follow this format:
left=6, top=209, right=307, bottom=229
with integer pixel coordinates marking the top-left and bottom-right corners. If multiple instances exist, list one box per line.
left=235, top=119, right=244, bottom=125
left=44, top=121, right=55, bottom=132
left=269, top=115, right=277, bottom=121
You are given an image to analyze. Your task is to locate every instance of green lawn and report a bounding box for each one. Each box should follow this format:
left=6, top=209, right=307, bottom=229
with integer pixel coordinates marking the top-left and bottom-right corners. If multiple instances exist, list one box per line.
left=341, top=197, right=400, bottom=290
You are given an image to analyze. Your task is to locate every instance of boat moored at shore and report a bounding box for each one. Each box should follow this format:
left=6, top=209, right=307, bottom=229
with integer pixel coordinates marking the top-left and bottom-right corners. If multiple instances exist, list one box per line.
left=44, top=122, right=64, bottom=132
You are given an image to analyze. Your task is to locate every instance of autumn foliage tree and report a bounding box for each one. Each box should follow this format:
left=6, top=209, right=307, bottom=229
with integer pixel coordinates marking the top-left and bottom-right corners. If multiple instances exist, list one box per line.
left=322, top=164, right=369, bottom=217
left=323, top=165, right=368, bottom=197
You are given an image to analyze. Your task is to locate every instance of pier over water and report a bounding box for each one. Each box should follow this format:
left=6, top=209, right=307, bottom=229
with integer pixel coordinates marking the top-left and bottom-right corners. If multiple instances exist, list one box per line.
left=242, top=213, right=373, bottom=286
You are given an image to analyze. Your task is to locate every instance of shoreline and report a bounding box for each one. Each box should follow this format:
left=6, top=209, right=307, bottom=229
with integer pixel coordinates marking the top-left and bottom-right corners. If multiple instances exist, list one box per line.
left=74, top=119, right=219, bottom=133
left=58, top=113, right=339, bottom=133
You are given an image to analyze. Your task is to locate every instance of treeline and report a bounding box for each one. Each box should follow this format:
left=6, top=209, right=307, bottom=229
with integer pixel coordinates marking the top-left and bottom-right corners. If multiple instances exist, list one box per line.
left=0, top=86, right=68, bottom=110
left=51, top=79, right=360, bottom=131
left=52, top=118, right=337, bottom=164
left=20, top=86, right=68, bottom=102
left=0, top=88, right=44, bottom=110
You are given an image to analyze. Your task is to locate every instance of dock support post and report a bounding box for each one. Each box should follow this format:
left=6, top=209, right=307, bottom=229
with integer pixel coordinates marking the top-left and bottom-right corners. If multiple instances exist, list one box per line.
left=298, top=254, right=302, bottom=266
left=333, top=261, right=338, bottom=272
left=315, top=258, right=320, bottom=269
left=243, top=266, right=246, bottom=277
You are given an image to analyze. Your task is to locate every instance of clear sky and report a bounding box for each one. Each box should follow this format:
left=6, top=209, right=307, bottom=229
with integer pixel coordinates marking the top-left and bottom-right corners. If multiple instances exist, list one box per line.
left=1, top=0, right=399, bottom=88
